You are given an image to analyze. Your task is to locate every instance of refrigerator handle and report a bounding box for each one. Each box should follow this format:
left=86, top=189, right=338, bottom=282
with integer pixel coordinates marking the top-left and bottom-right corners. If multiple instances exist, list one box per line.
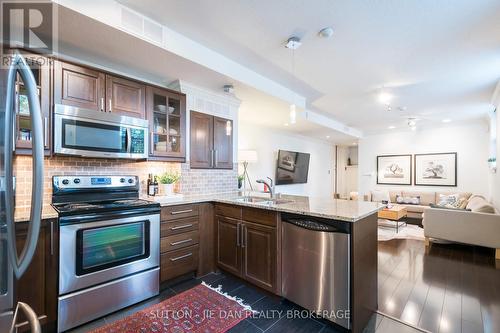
left=4, top=51, right=44, bottom=279
left=9, top=302, right=41, bottom=333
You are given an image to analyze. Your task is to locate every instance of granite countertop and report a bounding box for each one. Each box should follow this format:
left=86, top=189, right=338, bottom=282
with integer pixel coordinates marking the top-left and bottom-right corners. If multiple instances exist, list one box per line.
left=14, top=205, right=58, bottom=223
left=149, top=192, right=384, bottom=222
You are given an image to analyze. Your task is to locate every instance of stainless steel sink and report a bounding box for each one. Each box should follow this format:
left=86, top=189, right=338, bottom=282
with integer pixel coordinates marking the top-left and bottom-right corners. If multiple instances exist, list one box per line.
left=235, top=196, right=294, bottom=205
left=235, top=196, right=271, bottom=203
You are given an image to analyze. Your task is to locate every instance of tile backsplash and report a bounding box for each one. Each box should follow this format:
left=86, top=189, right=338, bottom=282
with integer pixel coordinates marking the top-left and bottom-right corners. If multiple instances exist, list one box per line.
left=13, top=155, right=238, bottom=209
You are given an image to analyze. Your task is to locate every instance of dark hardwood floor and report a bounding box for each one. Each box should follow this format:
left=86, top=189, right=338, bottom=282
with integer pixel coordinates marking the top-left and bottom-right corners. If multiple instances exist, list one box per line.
left=68, top=271, right=422, bottom=333
left=378, top=239, right=500, bottom=333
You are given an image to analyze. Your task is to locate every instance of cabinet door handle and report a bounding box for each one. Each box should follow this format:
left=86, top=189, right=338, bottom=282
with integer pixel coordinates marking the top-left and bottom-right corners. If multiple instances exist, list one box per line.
left=43, top=117, right=48, bottom=147
left=171, top=209, right=193, bottom=215
left=170, top=253, right=192, bottom=262
left=236, top=223, right=240, bottom=246
left=170, top=238, right=192, bottom=246
left=170, top=224, right=193, bottom=231
left=108, top=98, right=112, bottom=112
left=100, top=97, right=104, bottom=112
left=214, top=149, right=218, bottom=167
left=50, top=220, right=54, bottom=256
left=241, top=225, right=245, bottom=248
left=210, top=149, right=214, bottom=168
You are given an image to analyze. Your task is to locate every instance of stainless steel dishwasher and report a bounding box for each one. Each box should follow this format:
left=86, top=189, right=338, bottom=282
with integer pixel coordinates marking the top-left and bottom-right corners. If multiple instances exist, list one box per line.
left=282, top=217, right=351, bottom=330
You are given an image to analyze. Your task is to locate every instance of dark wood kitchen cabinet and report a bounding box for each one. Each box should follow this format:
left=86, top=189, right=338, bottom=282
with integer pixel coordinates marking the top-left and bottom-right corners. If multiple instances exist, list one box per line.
left=106, top=74, right=145, bottom=118
left=216, top=216, right=241, bottom=276
left=215, top=205, right=277, bottom=293
left=190, top=111, right=233, bottom=169
left=54, top=61, right=105, bottom=111
left=12, top=51, right=51, bottom=155
left=241, top=221, right=276, bottom=291
left=146, top=86, right=186, bottom=161
left=55, top=61, right=146, bottom=118
left=14, top=219, right=58, bottom=333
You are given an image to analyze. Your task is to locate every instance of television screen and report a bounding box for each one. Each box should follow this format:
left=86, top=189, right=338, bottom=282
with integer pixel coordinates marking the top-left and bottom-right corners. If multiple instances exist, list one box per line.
left=275, top=150, right=310, bottom=185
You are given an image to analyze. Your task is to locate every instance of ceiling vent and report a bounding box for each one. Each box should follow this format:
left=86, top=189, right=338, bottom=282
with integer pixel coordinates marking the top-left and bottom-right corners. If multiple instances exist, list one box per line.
left=120, top=6, right=163, bottom=45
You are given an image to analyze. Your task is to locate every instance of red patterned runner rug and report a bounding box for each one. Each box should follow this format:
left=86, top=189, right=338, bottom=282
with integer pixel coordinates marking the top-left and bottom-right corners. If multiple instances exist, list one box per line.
left=90, top=282, right=255, bottom=333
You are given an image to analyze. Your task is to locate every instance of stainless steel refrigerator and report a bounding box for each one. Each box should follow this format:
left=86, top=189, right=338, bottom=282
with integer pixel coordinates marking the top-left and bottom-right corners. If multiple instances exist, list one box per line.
left=0, top=51, right=44, bottom=332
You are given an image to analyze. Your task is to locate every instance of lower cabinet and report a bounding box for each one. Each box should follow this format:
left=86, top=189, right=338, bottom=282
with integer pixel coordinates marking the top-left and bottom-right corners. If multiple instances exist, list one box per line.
left=161, top=245, right=200, bottom=282
left=216, top=217, right=241, bottom=276
left=215, top=207, right=278, bottom=293
left=14, top=219, right=58, bottom=332
left=241, top=222, right=276, bottom=291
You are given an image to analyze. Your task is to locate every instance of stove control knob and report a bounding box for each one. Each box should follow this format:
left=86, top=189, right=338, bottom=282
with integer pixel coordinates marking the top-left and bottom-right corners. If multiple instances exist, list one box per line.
left=61, top=179, right=69, bottom=185
left=128, top=178, right=134, bottom=184
left=73, top=178, right=81, bottom=184
left=120, top=178, right=126, bottom=183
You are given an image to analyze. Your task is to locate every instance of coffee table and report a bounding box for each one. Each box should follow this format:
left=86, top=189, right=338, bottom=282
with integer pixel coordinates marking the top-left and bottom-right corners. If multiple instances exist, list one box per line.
left=378, top=205, right=407, bottom=233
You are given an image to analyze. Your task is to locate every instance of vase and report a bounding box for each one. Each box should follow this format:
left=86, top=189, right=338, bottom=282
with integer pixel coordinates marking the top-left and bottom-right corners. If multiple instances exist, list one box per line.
left=161, top=184, right=174, bottom=196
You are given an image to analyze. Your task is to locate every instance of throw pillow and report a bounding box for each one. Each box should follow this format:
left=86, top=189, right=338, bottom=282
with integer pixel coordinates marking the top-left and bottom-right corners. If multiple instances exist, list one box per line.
left=396, top=195, right=421, bottom=205
left=429, top=203, right=471, bottom=211
left=438, top=194, right=461, bottom=208
left=371, top=190, right=390, bottom=203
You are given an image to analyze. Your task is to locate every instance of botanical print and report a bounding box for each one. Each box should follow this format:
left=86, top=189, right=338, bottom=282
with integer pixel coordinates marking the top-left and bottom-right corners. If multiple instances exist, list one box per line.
left=377, top=155, right=412, bottom=185
left=415, top=153, right=457, bottom=186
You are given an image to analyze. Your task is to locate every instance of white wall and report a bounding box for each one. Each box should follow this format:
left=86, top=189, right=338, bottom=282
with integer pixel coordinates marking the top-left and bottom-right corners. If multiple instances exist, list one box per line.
left=358, top=121, right=490, bottom=198
left=491, top=110, right=500, bottom=208
left=238, top=123, right=335, bottom=197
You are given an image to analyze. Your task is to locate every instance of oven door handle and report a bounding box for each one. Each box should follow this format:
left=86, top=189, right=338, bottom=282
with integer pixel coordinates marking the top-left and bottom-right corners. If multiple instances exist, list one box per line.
left=4, top=51, right=44, bottom=279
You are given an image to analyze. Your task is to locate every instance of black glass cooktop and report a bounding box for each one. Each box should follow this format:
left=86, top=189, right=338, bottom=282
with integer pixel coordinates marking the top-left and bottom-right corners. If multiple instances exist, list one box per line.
left=52, top=199, right=159, bottom=216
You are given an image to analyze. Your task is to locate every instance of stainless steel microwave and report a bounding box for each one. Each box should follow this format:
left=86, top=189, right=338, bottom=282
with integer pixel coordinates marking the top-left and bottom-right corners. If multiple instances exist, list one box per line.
left=54, top=104, right=149, bottom=159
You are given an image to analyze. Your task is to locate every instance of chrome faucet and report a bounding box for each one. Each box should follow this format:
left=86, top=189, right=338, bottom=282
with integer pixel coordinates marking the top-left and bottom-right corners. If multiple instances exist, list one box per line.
left=256, top=177, right=275, bottom=198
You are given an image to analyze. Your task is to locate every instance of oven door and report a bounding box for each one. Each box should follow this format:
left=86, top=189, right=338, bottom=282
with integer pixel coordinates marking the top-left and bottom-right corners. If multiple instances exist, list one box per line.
left=54, top=104, right=148, bottom=159
left=59, top=213, right=159, bottom=295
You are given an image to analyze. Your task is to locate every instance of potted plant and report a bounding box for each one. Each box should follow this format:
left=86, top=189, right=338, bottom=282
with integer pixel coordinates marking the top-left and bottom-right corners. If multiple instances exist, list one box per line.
left=158, top=171, right=180, bottom=196
left=238, top=174, right=245, bottom=189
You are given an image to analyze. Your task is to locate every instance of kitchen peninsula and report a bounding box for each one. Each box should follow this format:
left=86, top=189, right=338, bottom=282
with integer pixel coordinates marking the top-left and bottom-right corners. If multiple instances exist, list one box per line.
left=155, top=193, right=382, bottom=333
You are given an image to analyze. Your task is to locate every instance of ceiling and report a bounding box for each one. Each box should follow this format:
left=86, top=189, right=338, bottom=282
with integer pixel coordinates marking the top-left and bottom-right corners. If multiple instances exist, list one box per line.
left=54, top=5, right=356, bottom=143
left=119, top=0, right=500, bottom=134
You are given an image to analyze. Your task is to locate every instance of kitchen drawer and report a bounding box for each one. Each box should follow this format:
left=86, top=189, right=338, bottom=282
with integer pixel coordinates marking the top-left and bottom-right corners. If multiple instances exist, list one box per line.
left=242, top=207, right=277, bottom=227
left=160, top=217, right=199, bottom=237
left=215, top=204, right=242, bottom=220
left=160, top=245, right=199, bottom=282
left=161, top=204, right=199, bottom=221
left=161, top=230, right=199, bottom=253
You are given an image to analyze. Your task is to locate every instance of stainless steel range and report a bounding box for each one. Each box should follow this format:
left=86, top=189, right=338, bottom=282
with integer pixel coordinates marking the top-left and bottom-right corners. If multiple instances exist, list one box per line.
left=51, top=175, right=160, bottom=332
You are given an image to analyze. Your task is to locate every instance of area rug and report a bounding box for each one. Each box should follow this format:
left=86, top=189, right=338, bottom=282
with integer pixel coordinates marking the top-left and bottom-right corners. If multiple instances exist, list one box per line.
left=378, top=223, right=425, bottom=242
left=91, top=282, right=254, bottom=333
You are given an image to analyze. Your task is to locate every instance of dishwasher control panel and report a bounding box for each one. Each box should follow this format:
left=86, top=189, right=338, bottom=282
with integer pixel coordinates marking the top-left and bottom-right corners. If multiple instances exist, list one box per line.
left=282, top=213, right=351, bottom=233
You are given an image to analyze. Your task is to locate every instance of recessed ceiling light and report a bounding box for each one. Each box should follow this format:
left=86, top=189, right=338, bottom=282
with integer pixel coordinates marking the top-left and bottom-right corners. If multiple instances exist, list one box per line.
left=388, top=126, right=396, bottom=129
left=378, top=92, right=393, bottom=105
left=318, top=27, right=334, bottom=38
left=285, top=36, right=302, bottom=49
left=326, top=135, right=330, bottom=139
left=284, top=123, right=289, bottom=126
left=352, top=142, right=358, bottom=145
left=442, top=118, right=451, bottom=123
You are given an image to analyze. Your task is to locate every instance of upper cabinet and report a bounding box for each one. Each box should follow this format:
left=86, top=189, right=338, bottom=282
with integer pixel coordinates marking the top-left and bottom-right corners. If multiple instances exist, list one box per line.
left=106, top=74, right=145, bottom=118
left=146, top=86, right=186, bottom=161
left=14, top=52, right=51, bottom=155
left=190, top=111, right=233, bottom=169
left=54, top=61, right=105, bottom=111
left=54, top=61, right=146, bottom=118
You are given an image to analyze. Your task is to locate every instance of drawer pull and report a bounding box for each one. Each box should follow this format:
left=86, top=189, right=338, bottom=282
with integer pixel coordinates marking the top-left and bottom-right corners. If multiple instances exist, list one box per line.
left=170, top=238, right=192, bottom=246
left=170, top=224, right=193, bottom=231
left=170, top=253, right=192, bottom=262
left=171, top=209, right=193, bottom=215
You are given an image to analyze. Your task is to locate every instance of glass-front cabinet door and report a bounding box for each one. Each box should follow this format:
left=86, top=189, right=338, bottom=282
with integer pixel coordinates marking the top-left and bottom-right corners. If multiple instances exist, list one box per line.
left=146, top=86, right=186, bottom=160
left=14, top=52, right=51, bottom=154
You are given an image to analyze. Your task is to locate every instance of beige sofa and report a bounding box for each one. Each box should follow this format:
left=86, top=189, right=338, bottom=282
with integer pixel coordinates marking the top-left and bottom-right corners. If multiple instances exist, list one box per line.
left=423, top=195, right=500, bottom=258
left=366, top=190, right=472, bottom=220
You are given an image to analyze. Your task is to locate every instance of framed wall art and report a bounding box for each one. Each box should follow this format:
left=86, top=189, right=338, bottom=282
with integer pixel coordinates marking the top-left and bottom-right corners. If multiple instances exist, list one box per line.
left=414, top=152, right=457, bottom=186
left=377, top=154, right=412, bottom=185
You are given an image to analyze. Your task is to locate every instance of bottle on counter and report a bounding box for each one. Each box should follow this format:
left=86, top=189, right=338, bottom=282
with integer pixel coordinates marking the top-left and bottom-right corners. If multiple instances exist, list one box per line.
left=153, top=176, right=159, bottom=195
left=147, top=174, right=156, bottom=196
